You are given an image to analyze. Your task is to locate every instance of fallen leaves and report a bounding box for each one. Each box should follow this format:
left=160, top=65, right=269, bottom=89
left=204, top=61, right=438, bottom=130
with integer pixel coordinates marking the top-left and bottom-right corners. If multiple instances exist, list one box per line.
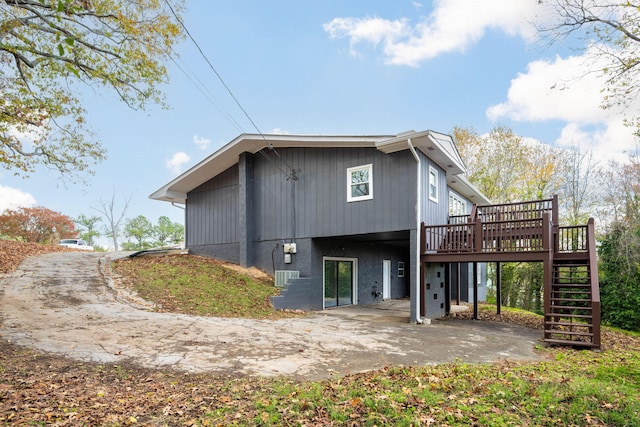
left=0, top=239, right=75, bottom=275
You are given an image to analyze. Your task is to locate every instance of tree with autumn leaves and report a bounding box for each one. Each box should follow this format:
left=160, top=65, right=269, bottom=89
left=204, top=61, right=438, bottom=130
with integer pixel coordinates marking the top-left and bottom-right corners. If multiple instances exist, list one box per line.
left=0, top=206, right=76, bottom=243
left=1, top=0, right=185, bottom=178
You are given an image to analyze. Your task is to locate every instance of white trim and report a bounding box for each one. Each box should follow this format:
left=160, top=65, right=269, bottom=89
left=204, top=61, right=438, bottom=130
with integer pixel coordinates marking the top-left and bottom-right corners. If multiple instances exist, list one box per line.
left=347, top=164, right=373, bottom=202
left=322, top=257, right=358, bottom=309
left=383, top=260, right=391, bottom=300
left=428, top=165, right=439, bottom=203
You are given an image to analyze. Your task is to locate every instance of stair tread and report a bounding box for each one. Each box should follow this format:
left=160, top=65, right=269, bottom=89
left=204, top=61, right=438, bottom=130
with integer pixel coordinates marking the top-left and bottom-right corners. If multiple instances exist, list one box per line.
left=545, top=321, right=591, bottom=327
left=548, top=304, right=592, bottom=309
left=546, top=314, right=593, bottom=320
left=544, top=338, right=597, bottom=347
left=545, top=329, right=593, bottom=336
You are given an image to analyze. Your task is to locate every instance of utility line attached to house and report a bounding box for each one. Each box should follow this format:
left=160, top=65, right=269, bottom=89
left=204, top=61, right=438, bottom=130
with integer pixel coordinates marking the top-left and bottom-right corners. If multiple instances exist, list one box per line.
left=163, top=0, right=298, bottom=181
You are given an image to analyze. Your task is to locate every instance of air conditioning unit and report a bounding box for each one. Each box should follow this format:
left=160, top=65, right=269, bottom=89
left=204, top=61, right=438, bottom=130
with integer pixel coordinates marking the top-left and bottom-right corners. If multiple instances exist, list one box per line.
left=275, top=270, right=300, bottom=288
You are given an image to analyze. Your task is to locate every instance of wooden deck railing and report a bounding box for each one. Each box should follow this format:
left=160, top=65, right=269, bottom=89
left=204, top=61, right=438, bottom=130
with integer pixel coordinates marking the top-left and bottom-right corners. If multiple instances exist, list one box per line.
left=422, top=216, right=549, bottom=254
left=556, top=224, right=589, bottom=253
left=476, top=196, right=557, bottom=224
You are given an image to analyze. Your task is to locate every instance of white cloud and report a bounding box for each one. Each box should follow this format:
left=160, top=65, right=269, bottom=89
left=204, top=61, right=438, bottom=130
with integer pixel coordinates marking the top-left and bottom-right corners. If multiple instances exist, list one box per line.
left=487, top=45, right=639, bottom=160
left=166, top=152, right=190, bottom=176
left=324, top=1, right=543, bottom=66
left=193, top=134, right=211, bottom=150
left=0, top=185, right=37, bottom=213
left=270, top=128, right=290, bottom=135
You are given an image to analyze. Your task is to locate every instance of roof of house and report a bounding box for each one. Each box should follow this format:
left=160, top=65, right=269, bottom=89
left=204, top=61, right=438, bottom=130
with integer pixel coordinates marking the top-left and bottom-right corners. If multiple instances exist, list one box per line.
left=149, top=130, right=491, bottom=205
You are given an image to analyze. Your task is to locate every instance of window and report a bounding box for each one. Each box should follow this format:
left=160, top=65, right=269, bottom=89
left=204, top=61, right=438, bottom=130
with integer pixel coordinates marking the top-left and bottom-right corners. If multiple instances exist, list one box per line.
left=428, top=166, right=438, bottom=202
left=347, top=164, right=373, bottom=202
left=449, top=191, right=467, bottom=216
left=398, top=261, right=405, bottom=278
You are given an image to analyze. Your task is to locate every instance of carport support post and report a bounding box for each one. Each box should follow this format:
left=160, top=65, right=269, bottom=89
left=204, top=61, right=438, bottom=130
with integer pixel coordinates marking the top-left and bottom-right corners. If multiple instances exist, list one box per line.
left=238, top=152, right=255, bottom=268
left=410, top=228, right=421, bottom=324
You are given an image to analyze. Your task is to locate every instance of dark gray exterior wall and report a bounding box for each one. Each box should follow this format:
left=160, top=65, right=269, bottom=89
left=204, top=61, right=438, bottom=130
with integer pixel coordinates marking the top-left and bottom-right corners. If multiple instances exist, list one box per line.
left=184, top=144, right=482, bottom=317
left=186, top=165, right=240, bottom=263
left=253, top=147, right=417, bottom=241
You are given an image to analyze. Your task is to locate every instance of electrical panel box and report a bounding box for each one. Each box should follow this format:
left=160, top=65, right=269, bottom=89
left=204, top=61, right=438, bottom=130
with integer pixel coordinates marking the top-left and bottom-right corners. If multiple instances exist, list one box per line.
left=283, top=243, right=297, bottom=254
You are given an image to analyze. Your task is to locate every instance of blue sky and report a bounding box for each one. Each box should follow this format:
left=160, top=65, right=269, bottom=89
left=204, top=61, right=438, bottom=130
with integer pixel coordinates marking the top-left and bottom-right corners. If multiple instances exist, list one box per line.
left=2, top=1, right=637, bottom=245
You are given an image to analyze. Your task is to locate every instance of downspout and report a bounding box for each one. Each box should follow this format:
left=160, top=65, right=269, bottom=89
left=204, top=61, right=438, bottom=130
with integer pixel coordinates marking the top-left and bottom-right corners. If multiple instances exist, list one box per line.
left=171, top=202, right=186, bottom=248
left=407, top=138, right=423, bottom=324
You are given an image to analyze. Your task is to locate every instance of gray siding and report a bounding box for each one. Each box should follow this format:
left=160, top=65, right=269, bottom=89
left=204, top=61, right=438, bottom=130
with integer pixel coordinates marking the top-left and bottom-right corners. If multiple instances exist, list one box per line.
left=253, top=147, right=416, bottom=241
left=186, top=165, right=239, bottom=246
left=419, top=152, right=449, bottom=225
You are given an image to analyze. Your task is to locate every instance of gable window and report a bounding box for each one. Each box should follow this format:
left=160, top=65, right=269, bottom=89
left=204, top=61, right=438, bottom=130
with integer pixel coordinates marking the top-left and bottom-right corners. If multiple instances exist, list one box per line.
left=449, top=191, right=467, bottom=216
left=347, top=164, right=373, bottom=202
left=428, top=166, right=438, bottom=202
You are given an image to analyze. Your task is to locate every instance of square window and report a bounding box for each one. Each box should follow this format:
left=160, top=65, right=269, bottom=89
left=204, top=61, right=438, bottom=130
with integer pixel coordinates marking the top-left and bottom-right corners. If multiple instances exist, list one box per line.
left=347, top=164, right=373, bottom=202
left=429, top=166, right=438, bottom=202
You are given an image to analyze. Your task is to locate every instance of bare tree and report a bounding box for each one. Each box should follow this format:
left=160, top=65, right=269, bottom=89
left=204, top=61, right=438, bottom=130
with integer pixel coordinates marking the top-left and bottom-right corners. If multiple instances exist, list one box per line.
left=538, top=1, right=640, bottom=133
left=557, top=146, right=600, bottom=225
left=93, top=191, right=130, bottom=251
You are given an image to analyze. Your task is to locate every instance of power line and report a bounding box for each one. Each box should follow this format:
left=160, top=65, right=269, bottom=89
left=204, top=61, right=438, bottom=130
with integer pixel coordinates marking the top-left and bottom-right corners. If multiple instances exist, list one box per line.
left=163, top=0, right=297, bottom=180
left=163, top=0, right=264, bottom=137
left=168, top=53, right=245, bottom=134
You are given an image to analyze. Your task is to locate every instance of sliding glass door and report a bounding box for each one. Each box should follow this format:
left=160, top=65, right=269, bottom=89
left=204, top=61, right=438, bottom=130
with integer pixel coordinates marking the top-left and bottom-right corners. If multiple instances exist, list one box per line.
left=324, top=258, right=356, bottom=308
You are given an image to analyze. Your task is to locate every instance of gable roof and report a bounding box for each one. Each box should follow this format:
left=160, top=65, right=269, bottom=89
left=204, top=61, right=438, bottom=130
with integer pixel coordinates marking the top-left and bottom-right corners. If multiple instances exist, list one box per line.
left=149, top=130, right=487, bottom=204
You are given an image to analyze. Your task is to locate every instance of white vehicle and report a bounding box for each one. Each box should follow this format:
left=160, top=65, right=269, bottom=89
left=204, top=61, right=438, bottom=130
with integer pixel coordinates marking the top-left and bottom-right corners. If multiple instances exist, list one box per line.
left=59, top=239, right=94, bottom=251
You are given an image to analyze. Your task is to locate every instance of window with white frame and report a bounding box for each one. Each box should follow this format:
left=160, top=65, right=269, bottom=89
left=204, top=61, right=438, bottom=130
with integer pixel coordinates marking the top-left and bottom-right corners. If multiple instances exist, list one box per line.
left=449, top=191, right=467, bottom=216
left=347, top=164, right=373, bottom=202
left=428, top=166, right=438, bottom=202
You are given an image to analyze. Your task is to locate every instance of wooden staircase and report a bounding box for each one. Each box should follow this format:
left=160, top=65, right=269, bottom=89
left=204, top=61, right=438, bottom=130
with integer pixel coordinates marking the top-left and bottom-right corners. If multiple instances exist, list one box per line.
left=421, top=196, right=601, bottom=349
left=545, top=219, right=601, bottom=348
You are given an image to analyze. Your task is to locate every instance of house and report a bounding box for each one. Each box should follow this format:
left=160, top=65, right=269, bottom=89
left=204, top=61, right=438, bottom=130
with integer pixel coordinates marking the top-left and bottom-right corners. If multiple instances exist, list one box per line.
left=150, top=130, right=491, bottom=323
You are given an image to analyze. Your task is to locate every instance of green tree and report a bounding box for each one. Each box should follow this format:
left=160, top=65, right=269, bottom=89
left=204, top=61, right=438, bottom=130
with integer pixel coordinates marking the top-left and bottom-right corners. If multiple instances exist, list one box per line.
left=452, top=126, right=560, bottom=203
left=1, top=0, right=184, bottom=177
left=596, top=150, right=640, bottom=331
left=123, top=214, right=153, bottom=250
left=599, top=222, right=640, bottom=331
left=452, top=125, right=561, bottom=313
left=74, top=213, right=100, bottom=246
left=153, top=215, right=183, bottom=247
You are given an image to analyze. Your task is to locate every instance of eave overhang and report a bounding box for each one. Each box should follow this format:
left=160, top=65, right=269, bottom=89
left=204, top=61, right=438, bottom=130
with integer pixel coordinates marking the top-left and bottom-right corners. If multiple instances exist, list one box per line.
left=150, top=130, right=483, bottom=205
left=375, top=130, right=467, bottom=176
left=149, top=133, right=391, bottom=203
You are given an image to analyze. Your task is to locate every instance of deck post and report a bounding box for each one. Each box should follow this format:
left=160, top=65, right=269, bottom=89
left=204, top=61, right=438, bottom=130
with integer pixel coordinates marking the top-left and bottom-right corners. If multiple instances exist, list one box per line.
left=542, top=212, right=553, bottom=337
left=496, top=262, right=501, bottom=315
left=456, top=263, right=461, bottom=306
left=473, top=262, right=478, bottom=320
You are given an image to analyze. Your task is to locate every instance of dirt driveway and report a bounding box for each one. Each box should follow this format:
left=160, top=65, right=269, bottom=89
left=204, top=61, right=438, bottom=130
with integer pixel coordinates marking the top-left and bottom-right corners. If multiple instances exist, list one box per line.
left=0, top=252, right=543, bottom=381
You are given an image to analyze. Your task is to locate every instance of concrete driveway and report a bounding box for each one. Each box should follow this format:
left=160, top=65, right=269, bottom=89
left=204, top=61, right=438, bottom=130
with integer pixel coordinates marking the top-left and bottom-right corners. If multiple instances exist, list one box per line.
left=0, top=252, right=543, bottom=381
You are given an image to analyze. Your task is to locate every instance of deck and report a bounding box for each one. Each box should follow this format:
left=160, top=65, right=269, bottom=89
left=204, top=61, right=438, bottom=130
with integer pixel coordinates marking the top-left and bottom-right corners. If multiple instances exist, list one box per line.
left=420, top=196, right=601, bottom=349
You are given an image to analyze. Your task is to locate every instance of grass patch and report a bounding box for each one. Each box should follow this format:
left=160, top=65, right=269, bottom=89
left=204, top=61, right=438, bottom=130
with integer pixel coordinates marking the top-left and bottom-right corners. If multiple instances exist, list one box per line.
left=110, top=254, right=298, bottom=319
left=237, top=346, right=640, bottom=426
left=5, top=240, right=640, bottom=425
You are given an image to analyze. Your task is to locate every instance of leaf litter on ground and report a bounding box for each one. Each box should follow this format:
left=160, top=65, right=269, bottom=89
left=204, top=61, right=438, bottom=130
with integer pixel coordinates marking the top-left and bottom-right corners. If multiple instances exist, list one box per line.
left=1, top=240, right=639, bottom=425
